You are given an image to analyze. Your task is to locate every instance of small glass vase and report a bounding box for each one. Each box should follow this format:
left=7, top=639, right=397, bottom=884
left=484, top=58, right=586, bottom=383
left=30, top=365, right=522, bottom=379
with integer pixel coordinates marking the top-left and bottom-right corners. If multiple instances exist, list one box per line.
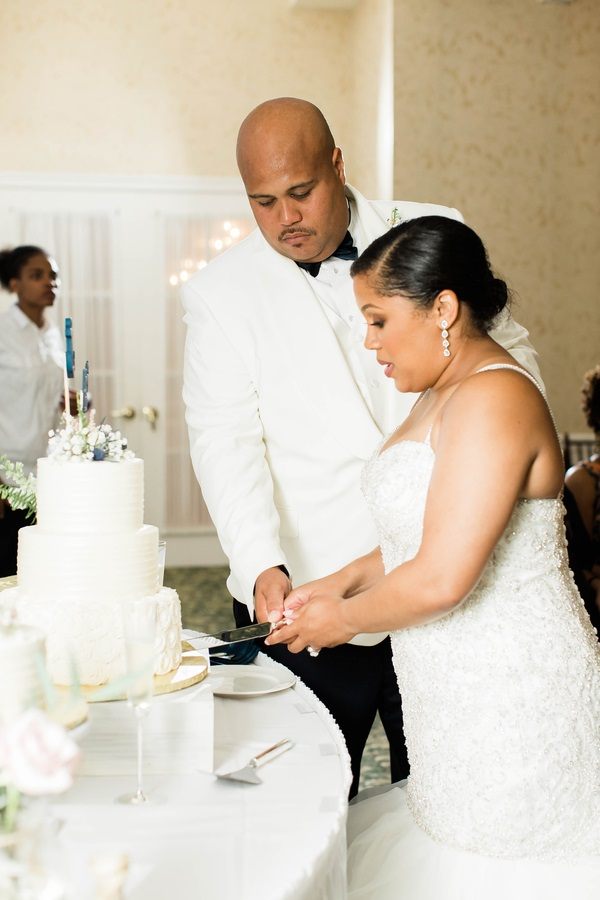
left=0, top=802, right=65, bottom=899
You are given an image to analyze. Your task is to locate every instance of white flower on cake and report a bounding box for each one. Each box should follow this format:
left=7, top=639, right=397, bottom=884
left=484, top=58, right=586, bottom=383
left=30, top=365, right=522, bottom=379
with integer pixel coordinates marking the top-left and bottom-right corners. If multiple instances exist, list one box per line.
left=48, top=408, right=135, bottom=463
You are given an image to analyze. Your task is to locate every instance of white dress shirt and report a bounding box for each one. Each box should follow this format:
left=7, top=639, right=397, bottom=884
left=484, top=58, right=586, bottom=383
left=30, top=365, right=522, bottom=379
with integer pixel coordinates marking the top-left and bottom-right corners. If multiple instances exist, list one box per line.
left=0, top=303, right=64, bottom=476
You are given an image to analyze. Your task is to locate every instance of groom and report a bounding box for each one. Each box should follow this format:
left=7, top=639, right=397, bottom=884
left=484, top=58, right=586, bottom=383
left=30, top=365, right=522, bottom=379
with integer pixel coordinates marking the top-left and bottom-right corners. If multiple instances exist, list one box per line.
left=182, top=97, right=542, bottom=796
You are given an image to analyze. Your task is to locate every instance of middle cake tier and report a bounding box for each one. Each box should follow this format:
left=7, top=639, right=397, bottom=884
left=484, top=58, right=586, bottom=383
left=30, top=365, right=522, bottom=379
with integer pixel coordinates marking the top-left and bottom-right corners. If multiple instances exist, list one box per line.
left=17, top=523, right=159, bottom=599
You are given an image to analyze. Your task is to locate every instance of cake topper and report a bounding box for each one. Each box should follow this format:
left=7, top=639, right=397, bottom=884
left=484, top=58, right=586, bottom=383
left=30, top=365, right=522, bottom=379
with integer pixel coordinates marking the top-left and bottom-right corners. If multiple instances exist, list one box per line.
left=65, top=317, right=75, bottom=378
left=63, top=317, right=74, bottom=422
left=81, top=360, right=90, bottom=413
left=50, top=319, right=134, bottom=461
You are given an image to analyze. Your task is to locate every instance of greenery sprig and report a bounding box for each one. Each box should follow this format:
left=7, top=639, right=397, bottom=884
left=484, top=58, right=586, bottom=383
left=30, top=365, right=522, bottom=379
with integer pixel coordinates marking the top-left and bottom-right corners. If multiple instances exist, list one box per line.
left=0, top=456, right=37, bottom=520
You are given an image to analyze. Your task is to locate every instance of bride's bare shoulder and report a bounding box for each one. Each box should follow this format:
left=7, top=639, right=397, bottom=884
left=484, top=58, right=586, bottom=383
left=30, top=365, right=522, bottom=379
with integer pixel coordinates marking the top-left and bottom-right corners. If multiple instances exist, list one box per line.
left=441, top=365, right=549, bottom=433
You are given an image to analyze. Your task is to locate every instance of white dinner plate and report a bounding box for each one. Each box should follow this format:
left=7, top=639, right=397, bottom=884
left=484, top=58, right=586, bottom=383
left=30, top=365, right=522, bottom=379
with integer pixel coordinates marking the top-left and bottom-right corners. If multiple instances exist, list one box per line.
left=209, top=665, right=296, bottom=698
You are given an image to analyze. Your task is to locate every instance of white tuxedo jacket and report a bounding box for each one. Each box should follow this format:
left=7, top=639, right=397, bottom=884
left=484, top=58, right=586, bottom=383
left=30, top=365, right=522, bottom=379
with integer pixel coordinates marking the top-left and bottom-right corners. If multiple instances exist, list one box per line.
left=182, top=186, right=542, bottom=641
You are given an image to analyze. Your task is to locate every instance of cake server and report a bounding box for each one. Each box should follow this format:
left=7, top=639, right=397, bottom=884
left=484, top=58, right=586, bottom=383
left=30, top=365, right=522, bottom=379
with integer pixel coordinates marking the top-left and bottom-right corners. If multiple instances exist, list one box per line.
left=216, top=738, right=294, bottom=784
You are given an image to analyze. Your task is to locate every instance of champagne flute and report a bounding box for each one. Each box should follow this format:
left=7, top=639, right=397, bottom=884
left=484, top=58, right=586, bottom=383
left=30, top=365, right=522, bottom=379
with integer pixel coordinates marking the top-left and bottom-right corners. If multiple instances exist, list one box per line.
left=116, top=597, right=158, bottom=805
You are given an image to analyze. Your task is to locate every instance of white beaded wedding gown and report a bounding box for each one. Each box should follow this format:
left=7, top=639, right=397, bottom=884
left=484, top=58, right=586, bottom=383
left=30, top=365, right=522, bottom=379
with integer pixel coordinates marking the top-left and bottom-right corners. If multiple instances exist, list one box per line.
left=348, top=366, right=600, bottom=899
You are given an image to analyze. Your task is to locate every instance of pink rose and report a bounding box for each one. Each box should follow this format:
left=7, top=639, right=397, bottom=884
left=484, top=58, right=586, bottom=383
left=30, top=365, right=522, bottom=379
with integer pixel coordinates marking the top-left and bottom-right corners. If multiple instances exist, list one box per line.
left=0, top=708, right=80, bottom=796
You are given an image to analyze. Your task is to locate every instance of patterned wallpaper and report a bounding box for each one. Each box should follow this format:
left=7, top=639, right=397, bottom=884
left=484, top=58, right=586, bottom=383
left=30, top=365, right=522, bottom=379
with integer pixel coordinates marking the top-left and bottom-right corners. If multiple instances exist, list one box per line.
left=393, top=0, right=600, bottom=430
left=1, top=0, right=598, bottom=428
left=0, top=0, right=355, bottom=175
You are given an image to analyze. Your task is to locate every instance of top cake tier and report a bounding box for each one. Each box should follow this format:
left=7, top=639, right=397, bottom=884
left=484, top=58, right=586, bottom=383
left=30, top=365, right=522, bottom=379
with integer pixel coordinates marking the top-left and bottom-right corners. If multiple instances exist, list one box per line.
left=36, top=457, right=144, bottom=534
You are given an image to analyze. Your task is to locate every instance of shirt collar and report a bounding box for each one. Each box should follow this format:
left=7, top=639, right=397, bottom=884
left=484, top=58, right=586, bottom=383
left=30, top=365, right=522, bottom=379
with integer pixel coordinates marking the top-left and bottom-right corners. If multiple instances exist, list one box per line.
left=10, top=303, right=50, bottom=333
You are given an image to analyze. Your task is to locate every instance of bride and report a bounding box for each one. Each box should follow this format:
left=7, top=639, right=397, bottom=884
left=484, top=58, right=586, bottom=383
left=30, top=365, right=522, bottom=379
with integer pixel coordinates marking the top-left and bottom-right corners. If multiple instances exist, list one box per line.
left=266, top=216, right=600, bottom=898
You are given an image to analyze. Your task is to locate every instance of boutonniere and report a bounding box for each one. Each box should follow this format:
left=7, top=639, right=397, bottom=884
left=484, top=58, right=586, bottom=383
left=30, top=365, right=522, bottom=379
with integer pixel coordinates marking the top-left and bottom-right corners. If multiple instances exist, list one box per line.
left=387, top=208, right=402, bottom=227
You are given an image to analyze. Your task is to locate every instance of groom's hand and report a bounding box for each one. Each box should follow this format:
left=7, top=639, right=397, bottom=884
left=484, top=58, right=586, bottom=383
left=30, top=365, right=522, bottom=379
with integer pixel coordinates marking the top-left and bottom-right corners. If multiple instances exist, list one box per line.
left=254, top=566, right=292, bottom=625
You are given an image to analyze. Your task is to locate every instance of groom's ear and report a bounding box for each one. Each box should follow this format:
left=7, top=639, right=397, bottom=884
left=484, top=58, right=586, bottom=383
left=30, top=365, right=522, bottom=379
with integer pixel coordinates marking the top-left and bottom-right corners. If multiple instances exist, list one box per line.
left=434, top=291, right=459, bottom=328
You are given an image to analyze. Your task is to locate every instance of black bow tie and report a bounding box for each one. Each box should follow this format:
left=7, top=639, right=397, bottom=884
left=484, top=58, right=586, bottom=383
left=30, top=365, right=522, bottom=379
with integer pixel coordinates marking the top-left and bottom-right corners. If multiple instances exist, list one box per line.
left=295, top=231, right=358, bottom=278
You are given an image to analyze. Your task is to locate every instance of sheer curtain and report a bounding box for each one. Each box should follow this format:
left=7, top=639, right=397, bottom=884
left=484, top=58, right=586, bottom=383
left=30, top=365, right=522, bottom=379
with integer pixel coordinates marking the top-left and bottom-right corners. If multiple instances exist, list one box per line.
left=163, top=213, right=252, bottom=531
left=14, top=212, right=116, bottom=421
left=2, top=177, right=254, bottom=559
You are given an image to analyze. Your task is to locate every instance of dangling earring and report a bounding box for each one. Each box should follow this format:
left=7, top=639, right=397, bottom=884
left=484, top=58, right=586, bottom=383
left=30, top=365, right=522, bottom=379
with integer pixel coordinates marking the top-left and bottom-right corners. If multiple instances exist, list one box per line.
left=441, top=320, right=450, bottom=357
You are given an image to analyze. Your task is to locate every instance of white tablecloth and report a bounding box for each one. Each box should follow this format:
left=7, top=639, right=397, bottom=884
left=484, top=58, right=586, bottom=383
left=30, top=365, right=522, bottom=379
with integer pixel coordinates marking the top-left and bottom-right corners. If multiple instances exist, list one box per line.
left=52, top=653, right=352, bottom=900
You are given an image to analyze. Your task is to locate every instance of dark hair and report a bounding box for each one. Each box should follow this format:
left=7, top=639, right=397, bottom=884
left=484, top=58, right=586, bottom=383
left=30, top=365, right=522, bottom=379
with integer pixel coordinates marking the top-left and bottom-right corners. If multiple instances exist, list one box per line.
left=581, top=365, right=600, bottom=435
left=0, top=245, right=48, bottom=290
left=351, top=216, right=509, bottom=333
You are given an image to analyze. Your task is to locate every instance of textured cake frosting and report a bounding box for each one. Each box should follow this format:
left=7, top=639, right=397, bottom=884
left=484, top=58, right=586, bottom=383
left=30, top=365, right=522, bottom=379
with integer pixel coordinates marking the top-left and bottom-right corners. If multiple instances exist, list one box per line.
left=14, top=457, right=182, bottom=686
left=35, top=456, right=144, bottom=533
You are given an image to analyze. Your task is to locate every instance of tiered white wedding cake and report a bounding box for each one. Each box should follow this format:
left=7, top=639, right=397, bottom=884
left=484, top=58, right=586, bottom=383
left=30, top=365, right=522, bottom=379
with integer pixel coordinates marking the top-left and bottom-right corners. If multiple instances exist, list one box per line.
left=12, top=455, right=182, bottom=686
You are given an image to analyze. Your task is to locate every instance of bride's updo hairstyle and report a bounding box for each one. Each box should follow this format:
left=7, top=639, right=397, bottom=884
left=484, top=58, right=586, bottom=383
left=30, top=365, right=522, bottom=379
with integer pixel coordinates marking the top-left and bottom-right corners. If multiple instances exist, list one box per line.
left=351, top=215, right=509, bottom=333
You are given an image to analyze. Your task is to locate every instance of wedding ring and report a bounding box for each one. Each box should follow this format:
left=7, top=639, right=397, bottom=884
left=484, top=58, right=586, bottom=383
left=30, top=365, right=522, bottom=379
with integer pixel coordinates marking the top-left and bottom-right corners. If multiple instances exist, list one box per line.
left=306, top=645, right=321, bottom=658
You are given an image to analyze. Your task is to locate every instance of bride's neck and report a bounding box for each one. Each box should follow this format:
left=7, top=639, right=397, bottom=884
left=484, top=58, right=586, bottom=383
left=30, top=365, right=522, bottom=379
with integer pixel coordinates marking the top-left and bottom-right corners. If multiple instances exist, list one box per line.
left=429, top=334, right=508, bottom=395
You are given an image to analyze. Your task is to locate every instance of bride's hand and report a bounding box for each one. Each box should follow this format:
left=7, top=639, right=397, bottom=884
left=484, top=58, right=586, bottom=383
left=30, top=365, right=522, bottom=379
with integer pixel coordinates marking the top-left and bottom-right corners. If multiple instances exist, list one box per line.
left=283, top=578, right=329, bottom=616
left=266, top=591, right=356, bottom=654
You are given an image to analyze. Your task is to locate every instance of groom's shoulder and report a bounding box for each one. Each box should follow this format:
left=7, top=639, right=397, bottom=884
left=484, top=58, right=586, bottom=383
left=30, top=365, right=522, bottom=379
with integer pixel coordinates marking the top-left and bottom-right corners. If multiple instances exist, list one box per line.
left=199, top=229, right=261, bottom=283
left=183, top=228, right=262, bottom=304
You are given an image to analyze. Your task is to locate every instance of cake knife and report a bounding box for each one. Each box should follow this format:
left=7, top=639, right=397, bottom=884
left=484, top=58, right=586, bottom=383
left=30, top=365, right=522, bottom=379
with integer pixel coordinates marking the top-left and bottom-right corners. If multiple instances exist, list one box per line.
left=185, top=621, right=276, bottom=650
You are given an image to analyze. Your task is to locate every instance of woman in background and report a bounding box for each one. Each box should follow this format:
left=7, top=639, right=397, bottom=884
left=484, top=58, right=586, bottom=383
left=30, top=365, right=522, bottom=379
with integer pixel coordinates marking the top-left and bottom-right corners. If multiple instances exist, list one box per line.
left=564, top=364, right=600, bottom=632
left=0, top=245, right=64, bottom=576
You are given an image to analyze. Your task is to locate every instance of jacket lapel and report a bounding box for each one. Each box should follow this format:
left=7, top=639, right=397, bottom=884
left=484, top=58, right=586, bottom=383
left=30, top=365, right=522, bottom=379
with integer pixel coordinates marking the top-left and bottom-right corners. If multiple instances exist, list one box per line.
left=254, top=238, right=382, bottom=460
left=346, top=185, right=390, bottom=253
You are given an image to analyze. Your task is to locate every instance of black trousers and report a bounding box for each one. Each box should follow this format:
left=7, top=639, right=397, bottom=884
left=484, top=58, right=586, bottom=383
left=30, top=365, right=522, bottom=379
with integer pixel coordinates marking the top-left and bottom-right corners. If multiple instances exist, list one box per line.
left=0, top=504, right=29, bottom=577
left=233, top=599, right=408, bottom=798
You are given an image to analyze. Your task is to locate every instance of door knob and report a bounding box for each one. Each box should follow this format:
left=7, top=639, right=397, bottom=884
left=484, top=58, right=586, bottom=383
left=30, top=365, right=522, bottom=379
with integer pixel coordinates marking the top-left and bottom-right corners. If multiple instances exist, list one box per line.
left=111, top=405, right=136, bottom=420
left=142, top=406, right=159, bottom=430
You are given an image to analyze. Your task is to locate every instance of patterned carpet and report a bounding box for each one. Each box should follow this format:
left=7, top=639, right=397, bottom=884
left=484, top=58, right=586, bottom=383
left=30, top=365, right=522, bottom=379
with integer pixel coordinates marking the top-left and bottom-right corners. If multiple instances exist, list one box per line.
left=167, top=566, right=391, bottom=791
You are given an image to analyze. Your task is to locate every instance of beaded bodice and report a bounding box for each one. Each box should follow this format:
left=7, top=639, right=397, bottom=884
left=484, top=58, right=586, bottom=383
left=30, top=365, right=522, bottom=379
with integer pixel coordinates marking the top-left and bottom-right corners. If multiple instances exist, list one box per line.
left=362, top=436, right=600, bottom=860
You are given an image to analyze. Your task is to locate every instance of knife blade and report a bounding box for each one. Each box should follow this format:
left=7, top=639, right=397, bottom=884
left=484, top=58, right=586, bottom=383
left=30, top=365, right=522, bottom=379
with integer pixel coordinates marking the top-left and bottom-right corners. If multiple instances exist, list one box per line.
left=185, top=621, right=274, bottom=650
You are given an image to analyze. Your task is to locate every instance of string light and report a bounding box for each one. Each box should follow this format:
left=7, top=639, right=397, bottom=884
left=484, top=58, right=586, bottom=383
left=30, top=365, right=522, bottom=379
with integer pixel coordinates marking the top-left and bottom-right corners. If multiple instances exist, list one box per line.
left=168, top=219, right=248, bottom=285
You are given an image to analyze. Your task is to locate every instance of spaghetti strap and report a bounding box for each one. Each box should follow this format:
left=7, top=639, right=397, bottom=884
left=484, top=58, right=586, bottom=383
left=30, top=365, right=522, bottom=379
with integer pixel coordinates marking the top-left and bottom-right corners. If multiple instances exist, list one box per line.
left=475, top=363, right=545, bottom=396
left=474, top=363, right=559, bottom=445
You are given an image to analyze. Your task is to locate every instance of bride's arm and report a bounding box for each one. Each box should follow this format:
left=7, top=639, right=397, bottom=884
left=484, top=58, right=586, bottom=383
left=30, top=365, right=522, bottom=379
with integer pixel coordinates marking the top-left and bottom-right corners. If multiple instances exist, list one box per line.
left=268, top=370, right=563, bottom=651
left=283, top=546, right=384, bottom=614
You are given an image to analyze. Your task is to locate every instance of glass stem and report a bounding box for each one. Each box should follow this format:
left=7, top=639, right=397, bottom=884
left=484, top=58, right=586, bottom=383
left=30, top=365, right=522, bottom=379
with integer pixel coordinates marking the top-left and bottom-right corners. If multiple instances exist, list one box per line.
left=135, top=706, right=145, bottom=801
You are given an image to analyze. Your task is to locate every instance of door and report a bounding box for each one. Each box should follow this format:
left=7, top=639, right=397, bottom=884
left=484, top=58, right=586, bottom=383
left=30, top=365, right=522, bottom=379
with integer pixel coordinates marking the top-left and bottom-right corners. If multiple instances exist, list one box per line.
left=0, top=174, right=255, bottom=564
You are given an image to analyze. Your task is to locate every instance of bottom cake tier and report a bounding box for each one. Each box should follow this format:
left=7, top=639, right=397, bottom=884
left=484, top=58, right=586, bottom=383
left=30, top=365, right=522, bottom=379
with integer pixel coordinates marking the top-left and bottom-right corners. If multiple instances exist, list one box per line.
left=12, top=586, right=182, bottom=686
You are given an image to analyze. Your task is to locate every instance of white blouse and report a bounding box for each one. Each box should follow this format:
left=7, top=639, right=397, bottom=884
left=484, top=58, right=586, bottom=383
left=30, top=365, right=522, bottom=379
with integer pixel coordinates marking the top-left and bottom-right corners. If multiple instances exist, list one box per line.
left=0, top=303, right=64, bottom=476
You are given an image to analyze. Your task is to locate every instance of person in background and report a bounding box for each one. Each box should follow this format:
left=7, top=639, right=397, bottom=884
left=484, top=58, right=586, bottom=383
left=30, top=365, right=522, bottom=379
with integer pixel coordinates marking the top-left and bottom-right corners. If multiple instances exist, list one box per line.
left=0, top=245, right=65, bottom=576
left=182, top=97, right=543, bottom=797
left=564, top=364, right=600, bottom=634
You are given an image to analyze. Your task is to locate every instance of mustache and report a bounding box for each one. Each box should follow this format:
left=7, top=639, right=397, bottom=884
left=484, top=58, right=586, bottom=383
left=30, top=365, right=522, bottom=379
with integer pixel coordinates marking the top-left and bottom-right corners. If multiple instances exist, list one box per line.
left=278, top=227, right=316, bottom=241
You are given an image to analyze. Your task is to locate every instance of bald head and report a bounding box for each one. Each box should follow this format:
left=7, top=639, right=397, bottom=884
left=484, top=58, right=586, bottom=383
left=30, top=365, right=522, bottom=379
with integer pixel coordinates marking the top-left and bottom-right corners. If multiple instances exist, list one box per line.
left=236, top=98, right=349, bottom=263
left=237, top=98, right=335, bottom=178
